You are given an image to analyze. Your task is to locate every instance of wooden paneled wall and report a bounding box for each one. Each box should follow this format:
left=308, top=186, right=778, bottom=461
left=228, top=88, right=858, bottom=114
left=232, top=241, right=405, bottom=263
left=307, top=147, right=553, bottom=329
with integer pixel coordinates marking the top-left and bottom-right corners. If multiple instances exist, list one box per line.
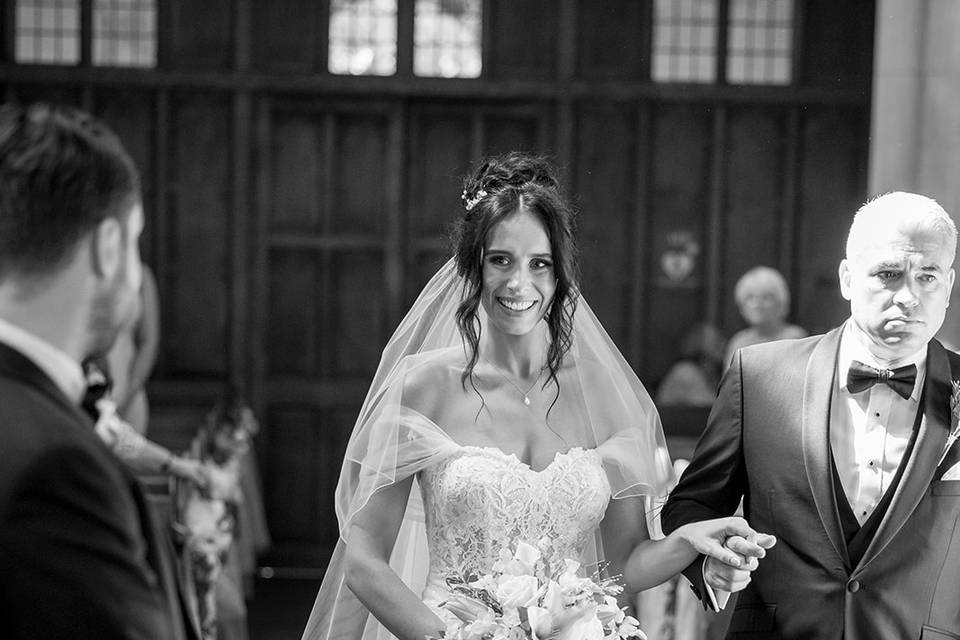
left=0, top=0, right=875, bottom=568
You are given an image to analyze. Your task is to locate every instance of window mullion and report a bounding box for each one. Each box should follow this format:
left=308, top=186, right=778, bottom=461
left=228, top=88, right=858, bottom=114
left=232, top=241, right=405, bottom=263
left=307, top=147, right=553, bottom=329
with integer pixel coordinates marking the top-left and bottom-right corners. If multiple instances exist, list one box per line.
left=716, top=0, right=730, bottom=85
left=396, top=0, right=413, bottom=78
left=80, top=0, right=92, bottom=66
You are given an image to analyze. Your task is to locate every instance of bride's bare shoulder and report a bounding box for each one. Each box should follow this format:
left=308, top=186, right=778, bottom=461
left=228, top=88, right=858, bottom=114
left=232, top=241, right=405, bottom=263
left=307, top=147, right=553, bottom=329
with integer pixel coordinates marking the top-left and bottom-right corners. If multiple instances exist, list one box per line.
left=400, top=347, right=470, bottom=416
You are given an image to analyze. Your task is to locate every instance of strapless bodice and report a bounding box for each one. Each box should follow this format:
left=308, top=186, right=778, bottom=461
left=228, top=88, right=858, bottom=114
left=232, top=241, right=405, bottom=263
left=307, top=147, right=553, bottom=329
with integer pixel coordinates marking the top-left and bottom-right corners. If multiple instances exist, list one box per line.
left=418, top=445, right=611, bottom=587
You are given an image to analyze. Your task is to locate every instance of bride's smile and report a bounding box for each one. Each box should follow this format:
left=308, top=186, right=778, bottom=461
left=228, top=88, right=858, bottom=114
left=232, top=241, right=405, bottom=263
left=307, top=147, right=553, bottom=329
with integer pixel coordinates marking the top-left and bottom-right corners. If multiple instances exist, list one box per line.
left=496, top=297, right=537, bottom=312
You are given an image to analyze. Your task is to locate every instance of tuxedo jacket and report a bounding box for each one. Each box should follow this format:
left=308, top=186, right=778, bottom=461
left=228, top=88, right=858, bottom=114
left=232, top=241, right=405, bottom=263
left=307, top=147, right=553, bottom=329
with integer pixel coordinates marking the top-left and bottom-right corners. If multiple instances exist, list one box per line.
left=662, top=327, right=960, bottom=640
left=0, top=342, right=196, bottom=639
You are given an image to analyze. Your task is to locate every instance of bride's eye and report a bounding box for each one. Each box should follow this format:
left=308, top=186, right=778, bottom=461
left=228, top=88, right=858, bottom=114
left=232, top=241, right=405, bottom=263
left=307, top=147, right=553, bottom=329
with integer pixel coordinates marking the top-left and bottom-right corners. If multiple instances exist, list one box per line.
left=531, top=258, right=553, bottom=271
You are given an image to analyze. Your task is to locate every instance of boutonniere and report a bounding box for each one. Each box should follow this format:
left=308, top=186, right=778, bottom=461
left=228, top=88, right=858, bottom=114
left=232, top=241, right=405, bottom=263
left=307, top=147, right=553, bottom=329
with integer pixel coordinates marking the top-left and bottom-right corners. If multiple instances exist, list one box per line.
left=939, top=380, right=960, bottom=467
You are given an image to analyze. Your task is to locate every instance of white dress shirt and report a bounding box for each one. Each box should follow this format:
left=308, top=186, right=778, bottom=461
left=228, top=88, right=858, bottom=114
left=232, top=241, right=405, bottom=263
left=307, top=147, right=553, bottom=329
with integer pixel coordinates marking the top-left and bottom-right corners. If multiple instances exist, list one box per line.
left=830, top=321, right=925, bottom=524
left=0, top=317, right=85, bottom=405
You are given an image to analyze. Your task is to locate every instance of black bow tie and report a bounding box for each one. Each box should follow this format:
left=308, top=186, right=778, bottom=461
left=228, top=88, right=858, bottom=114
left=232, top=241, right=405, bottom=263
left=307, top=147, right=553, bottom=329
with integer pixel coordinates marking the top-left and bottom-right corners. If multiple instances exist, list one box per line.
left=846, top=360, right=917, bottom=400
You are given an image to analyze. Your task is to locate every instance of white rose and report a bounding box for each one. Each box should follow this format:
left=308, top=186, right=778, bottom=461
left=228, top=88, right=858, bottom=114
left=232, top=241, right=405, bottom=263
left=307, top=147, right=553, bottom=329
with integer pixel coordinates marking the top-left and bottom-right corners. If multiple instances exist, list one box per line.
left=495, top=574, right=539, bottom=609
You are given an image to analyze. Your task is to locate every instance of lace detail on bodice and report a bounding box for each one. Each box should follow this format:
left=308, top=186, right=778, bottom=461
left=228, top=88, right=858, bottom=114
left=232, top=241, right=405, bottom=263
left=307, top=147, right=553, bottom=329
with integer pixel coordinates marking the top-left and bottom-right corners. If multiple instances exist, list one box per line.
left=419, top=446, right=611, bottom=582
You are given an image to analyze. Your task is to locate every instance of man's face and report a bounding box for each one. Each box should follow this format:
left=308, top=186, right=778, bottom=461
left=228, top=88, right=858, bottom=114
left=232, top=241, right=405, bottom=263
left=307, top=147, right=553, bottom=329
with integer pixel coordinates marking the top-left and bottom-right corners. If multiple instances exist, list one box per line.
left=87, top=202, right=143, bottom=357
left=839, top=223, right=955, bottom=364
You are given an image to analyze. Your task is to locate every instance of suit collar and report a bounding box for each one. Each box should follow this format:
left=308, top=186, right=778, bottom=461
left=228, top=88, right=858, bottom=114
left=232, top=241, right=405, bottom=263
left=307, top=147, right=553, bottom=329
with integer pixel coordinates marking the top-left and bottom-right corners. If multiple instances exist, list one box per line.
left=0, top=341, right=92, bottom=428
left=0, top=317, right=85, bottom=404
left=801, top=325, right=850, bottom=568
left=856, top=338, right=953, bottom=569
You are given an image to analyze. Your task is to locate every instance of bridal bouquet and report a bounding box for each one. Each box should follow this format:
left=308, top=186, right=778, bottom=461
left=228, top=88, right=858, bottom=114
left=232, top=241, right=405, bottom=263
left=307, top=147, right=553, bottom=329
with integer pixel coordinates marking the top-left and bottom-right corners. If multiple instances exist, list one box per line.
left=439, top=540, right=646, bottom=640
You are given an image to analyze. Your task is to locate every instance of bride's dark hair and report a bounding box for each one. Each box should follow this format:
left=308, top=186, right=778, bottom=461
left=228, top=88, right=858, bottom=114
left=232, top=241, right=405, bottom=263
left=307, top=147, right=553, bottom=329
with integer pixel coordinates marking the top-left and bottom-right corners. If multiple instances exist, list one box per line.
left=451, top=151, right=580, bottom=393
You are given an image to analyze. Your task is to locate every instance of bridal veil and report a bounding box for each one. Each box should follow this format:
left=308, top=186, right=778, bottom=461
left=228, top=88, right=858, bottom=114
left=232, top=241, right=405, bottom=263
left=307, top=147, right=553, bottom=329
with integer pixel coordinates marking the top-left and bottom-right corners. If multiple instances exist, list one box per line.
left=301, top=258, right=674, bottom=640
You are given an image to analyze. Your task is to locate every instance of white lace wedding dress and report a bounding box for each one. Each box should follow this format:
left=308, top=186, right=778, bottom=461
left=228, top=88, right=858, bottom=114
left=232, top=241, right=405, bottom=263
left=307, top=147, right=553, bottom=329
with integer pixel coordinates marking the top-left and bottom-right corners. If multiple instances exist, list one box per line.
left=418, top=445, right=612, bottom=619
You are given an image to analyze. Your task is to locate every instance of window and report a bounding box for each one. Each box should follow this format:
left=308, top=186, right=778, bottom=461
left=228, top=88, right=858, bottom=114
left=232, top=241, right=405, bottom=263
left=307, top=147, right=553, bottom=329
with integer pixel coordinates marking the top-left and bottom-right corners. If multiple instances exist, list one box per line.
left=92, top=0, right=157, bottom=67
left=652, top=0, right=795, bottom=85
left=414, top=0, right=482, bottom=78
left=727, top=0, right=793, bottom=84
left=651, top=0, right=718, bottom=83
left=14, top=0, right=156, bottom=67
left=328, top=0, right=398, bottom=76
left=15, top=0, right=81, bottom=65
left=328, top=0, right=482, bottom=77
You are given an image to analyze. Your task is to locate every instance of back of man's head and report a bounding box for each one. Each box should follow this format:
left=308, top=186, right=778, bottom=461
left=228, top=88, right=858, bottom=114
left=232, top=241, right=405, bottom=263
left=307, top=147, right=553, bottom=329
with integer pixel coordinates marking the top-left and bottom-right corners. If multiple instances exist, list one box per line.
left=0, top=102, right=140, bottom=282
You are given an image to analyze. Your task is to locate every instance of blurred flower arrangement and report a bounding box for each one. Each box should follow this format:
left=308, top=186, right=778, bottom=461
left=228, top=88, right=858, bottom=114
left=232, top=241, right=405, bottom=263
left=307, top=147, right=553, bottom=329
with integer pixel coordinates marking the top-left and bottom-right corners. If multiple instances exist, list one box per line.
left=438, top=540, right=646, bottom=640
left=173, top=398, right=260, bottom=640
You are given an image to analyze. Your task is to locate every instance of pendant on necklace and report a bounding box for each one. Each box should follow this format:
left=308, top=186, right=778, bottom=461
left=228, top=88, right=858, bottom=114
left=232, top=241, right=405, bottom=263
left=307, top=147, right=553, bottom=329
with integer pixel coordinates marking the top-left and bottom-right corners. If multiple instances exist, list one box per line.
left=523, top=396, right=531, bottom=406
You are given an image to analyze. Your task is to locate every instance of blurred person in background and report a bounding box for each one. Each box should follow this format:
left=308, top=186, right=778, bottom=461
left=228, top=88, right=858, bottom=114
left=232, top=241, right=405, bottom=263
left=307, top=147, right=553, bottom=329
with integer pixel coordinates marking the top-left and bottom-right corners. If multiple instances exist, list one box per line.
left=107, top=261, right=159, bottom=434
left=657, top=322, right=727, bottom=408
left=724, top=266, right=807, bottom=368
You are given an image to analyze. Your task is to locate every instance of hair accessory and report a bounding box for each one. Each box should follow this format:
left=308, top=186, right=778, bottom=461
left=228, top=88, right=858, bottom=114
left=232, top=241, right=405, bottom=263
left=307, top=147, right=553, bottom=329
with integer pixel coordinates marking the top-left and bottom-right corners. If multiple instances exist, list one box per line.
left=461, top=188, right=488, bottom=212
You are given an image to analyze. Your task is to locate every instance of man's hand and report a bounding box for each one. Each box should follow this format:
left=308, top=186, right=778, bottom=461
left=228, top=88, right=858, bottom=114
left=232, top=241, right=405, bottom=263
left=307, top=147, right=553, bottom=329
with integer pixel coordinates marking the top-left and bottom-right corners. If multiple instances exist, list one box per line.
left=704, top=531, right=777, bottom=592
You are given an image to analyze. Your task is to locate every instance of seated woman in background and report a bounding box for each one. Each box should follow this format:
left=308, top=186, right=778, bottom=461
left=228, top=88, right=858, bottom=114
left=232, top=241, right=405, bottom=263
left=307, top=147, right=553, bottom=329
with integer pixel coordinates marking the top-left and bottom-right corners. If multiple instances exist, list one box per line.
left=724, top=266, right=806, bottom=368
left=656, top=323, right=726, bottom=408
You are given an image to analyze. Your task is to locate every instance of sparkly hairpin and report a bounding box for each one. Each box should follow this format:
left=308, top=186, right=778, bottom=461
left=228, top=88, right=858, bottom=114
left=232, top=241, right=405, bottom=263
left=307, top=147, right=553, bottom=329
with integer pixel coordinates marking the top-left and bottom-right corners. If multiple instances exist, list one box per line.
left=461, top=188, right=488, bottom=212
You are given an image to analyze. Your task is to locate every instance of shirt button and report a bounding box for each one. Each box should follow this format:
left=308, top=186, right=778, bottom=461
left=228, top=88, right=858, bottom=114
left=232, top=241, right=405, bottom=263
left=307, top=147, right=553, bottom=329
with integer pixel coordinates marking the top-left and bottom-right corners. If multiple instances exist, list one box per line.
left=848, top=580, right=861, bottom=593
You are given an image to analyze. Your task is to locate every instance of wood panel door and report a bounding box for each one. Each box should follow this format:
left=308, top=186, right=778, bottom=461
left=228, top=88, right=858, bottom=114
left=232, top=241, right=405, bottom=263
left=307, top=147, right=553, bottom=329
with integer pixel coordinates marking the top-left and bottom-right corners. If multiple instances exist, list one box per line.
left=257, top=98, right=548, bottom=566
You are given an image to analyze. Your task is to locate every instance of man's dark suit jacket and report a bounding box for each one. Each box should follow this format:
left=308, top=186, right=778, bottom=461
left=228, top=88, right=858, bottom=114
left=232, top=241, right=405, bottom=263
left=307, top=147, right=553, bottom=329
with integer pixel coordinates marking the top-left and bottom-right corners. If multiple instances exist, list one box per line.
left=662, top=327, right=960, bottom=640
left=0, top=341, right=192, bottom=639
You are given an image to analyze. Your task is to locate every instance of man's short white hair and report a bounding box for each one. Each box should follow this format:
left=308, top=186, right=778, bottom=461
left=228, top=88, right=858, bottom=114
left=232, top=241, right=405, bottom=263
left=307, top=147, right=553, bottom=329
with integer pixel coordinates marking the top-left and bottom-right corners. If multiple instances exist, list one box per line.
left=846, top=191, right=957, bottom=263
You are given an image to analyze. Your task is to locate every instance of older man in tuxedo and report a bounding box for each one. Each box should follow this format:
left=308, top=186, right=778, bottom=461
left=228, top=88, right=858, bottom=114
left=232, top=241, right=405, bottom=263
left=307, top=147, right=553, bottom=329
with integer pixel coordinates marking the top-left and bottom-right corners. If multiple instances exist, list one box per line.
left=663, top=192, right=960, bottom=639
left=0, top=104, right=195, bottom=639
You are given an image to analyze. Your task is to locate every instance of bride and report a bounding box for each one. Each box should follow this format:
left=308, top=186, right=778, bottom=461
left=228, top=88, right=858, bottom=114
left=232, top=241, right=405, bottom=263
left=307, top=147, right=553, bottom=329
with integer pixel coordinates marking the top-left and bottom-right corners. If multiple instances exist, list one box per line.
left=302, top=153, right=770, bottom=640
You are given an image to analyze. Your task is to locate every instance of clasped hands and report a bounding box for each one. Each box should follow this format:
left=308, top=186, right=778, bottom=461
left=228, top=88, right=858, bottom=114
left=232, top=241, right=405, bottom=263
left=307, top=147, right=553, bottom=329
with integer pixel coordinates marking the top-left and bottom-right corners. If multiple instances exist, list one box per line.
left=678, top=517, right=777, bottom=594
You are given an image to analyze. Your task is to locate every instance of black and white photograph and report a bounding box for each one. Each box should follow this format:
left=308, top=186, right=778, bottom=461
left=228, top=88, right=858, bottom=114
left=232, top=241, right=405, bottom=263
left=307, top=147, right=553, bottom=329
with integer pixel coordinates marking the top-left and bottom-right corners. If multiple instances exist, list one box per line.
left=1, top=1, right=958, bottom=639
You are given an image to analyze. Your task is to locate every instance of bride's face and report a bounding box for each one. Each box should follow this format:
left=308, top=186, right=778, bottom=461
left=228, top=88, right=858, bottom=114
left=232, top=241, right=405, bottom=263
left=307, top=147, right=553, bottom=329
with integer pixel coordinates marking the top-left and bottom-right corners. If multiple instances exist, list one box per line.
left=481, top=210, right=557, bottom=337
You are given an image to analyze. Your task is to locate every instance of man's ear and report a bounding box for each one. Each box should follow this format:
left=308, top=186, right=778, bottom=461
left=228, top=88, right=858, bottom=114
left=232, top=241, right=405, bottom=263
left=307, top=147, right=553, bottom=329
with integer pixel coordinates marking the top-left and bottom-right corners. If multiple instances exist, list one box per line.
left=838, top=259, right=852, bottom=301
left=947, top=268, right=956, bottom=308
left=90, top=217, right=122, bottom=280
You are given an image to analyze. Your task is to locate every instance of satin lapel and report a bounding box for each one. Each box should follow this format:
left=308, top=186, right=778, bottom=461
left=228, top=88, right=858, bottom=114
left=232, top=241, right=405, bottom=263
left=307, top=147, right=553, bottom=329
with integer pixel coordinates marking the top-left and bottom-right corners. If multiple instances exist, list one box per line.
left=801, top=327, right=849, bottom=567
left=857, top=339, right=952, bottom=569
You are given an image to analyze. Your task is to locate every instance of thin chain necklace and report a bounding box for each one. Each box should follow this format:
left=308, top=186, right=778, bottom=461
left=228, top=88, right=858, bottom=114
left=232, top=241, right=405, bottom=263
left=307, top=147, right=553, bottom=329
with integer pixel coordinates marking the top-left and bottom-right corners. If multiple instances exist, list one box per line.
left=484, top=358, right=546, bottom=406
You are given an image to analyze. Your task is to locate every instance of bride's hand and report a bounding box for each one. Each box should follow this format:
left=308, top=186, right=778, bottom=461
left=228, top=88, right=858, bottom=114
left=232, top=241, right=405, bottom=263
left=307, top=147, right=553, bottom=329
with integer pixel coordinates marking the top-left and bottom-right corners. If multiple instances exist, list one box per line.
left=675, top=516, right=776, bottom=570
